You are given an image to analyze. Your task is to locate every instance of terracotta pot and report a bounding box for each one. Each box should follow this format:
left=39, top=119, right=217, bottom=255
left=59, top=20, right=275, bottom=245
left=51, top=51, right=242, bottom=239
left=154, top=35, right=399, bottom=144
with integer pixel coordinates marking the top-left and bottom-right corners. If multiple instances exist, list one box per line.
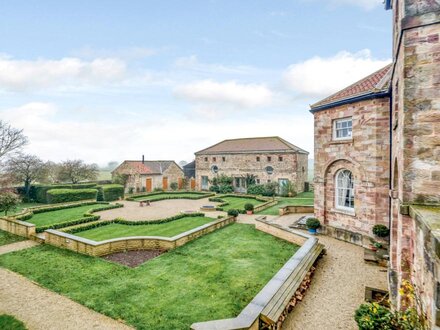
left=246, top=211, right=253, bottom=215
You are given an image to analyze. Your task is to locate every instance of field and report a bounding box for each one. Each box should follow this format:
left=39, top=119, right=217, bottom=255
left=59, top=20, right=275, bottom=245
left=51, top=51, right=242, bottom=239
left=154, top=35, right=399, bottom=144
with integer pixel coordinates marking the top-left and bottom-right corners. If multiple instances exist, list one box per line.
left=76, top=216, right=214, bottom=241
left=0, top=224, right=298, bottom=330
left=218, top=196, right=263, bottom=211
left=0, top=230, right=26, bottom=246
left=25, top=203, right=104, bottom=227
left=257, top=192, right=314, bottom=215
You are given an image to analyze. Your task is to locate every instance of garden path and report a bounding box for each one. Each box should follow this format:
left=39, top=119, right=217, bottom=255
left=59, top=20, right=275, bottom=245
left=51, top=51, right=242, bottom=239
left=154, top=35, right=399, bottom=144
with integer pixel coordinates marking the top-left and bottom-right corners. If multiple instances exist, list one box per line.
left=0, top=240, right=38, bottom=255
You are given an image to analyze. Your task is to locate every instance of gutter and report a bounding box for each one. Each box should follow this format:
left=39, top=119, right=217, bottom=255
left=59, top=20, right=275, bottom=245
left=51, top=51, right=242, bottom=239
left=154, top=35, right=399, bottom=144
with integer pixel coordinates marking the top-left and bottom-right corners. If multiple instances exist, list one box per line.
left=309, top=91, right=390, bottom=113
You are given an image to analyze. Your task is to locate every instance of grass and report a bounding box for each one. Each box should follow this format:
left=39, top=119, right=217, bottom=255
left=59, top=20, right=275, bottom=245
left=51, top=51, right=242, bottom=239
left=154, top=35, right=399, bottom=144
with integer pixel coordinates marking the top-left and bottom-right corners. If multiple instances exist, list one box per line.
left=76, top=216, right=214, bottom=241
left=26, top=203, right=104, bottom=227
left=0, top=230, right=26, bottom=246
left=218, top=196, right=263, bottom=211
left=98, top=170, right=112, bottom=181
left=0, top=314, right=27, bottom=330
left=131, top=192, right=207, bottom=202
left=257, top=192, right=314, bottom=216
left=0, top=224, right=298, bottom=330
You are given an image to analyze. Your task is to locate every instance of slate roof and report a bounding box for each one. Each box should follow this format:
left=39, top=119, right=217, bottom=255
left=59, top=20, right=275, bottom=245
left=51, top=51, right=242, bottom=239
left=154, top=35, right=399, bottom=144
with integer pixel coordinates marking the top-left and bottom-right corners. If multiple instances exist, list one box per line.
left=112, top=160, right=176, bottom=175
left=195, top=136, right=309, bottom=155
left=310, top=64, right=392, bottom=111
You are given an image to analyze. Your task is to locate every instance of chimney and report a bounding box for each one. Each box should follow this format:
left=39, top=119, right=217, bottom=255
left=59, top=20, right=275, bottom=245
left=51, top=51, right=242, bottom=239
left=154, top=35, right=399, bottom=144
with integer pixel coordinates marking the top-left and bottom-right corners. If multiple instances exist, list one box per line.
left=142, top=155, right=145, bottom=164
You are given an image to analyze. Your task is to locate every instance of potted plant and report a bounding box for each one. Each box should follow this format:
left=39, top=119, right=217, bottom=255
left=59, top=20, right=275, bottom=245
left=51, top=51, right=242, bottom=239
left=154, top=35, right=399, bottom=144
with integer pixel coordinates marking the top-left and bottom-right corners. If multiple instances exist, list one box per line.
left=244, top=203, right=254, bottom=215
left=369, top=239, right=383, bottom=252
left=372, top=224, right=390, bottom=238
left=227, top=209, right=239, bottom=218
left=306, top=217, right=320, bottom=234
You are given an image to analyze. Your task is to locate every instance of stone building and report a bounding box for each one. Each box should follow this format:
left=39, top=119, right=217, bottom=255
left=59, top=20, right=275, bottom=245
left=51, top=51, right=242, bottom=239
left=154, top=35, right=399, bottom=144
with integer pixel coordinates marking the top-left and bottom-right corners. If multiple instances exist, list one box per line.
left=312, top=0, right=440, bottom=326
left=112, top=157, right=184, bottom=193
left=194, top=136, right=309, bottom=193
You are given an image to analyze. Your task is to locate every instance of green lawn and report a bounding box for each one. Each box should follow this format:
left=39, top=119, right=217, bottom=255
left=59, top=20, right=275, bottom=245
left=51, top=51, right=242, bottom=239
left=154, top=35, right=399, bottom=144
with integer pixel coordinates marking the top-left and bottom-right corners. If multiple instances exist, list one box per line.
left=257, top=193, right=314, bottom=216
left=131, top=192, right=207, bottom=202
left=0, top=230, right=26, bottom=246
left=26, top=204, right=104, bottom=227
left=0, top=224, right=298, bottom=330
left=0, top=314, right=27, bottom=330
left=76, top=216, right=214, bottom=241
left=218, top=196, right=263, bottom=211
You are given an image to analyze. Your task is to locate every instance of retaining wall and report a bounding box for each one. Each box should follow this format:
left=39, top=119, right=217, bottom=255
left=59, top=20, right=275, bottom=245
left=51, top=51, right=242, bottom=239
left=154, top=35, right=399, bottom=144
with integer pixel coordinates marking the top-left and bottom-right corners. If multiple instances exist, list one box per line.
left=279, top=205, right=314, bottom=216
left=0, top=216, right=36, bottom=238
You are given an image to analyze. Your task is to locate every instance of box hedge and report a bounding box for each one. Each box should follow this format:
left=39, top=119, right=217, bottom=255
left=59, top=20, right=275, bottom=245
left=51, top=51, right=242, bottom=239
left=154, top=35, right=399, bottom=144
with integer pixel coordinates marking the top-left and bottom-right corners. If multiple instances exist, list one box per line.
left=97, top=184, right=124, bottom=202
left=30, top=183, right=98, bottom=203
left=46, top=188, right=98, bottom=204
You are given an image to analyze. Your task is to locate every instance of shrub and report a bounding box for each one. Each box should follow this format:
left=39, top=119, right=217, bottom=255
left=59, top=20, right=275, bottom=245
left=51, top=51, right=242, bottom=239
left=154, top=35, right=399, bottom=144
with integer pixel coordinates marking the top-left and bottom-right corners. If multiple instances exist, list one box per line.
left=128, top=187, right=134, bottom=194
left=153, top=187, right=163, bottom=192
left=372, top=224, right=390, bottom=237
left=98, top=184, right=124, bottom=201
left=227, top=209, right=239, bottom=217
left=218, top=184, right=234, bottom=194
left=247, top=184, right=265, bottom=196
left=244, top=203, right=254, bottom=211
left=354, top=303, right=393, bottom=330
left=169, top=182, right=178, bottom=191
left=31, top=183, right=98, bottom=203
left=46, top=188, right=98, bottom=204
left=262, top=182, right=278, bottom=197
left=306, top=217, right=320, bottom=230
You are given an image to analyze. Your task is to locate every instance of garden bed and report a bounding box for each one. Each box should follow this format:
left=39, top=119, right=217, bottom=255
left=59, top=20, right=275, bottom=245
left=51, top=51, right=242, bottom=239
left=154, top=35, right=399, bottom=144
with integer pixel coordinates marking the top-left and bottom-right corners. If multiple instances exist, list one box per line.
left=0, top=224, right=299, bottom=330
left=102, top=249, right=165, bottom=267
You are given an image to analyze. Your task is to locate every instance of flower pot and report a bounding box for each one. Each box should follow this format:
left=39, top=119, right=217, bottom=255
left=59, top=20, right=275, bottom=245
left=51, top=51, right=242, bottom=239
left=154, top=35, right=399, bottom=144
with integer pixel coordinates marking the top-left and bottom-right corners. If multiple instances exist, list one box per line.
left=308, top=228, right=317, bottom=234
left=246, top=211, right=253, bottom=215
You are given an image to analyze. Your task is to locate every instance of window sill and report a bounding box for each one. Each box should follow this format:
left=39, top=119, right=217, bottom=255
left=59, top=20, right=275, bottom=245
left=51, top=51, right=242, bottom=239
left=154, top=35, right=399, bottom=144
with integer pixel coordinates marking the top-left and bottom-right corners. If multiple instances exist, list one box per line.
left=331, top=208, right=356, bottom=217
left=329, top=139, right=353, bottom=145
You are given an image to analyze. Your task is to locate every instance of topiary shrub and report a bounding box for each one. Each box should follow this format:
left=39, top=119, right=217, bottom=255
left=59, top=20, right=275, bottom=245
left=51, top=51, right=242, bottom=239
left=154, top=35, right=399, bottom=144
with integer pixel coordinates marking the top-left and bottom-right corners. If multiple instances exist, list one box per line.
left=306, top=217, right=320, bottom=230
left=372, top=224, right=390, bottom=237
left=244, top=203, right=254, bottom=211
left=227, top=209, right=239, bottom=217
left=46, top=188, right=98, bottom=204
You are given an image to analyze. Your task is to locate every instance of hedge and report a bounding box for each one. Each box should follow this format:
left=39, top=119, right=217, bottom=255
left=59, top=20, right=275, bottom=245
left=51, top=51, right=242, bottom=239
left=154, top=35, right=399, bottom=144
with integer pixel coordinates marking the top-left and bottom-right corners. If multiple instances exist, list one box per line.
left=46, top=188, right=98, bottom=204
left=97, top=184, right=124, bottom=202
left=126, top=191, right=214, bottom=202
left=29, top=183, right=98, bottom=203
left=65, top=212, right=206, bottom=235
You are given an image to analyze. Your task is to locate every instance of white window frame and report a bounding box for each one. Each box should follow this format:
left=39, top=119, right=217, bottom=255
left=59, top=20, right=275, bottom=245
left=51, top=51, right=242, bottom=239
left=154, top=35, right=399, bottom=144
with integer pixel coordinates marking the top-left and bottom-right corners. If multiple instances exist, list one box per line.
left=333, top=117, right=353, bottom=140
left=335, top=169, right=355, bottom=212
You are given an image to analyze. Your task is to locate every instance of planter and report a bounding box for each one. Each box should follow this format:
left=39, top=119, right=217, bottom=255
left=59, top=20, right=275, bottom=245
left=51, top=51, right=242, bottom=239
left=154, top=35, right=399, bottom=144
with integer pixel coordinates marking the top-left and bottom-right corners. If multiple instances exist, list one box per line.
left=246, top=211, right=253, bottom=215
left=308, top=228, right=317, bottom=234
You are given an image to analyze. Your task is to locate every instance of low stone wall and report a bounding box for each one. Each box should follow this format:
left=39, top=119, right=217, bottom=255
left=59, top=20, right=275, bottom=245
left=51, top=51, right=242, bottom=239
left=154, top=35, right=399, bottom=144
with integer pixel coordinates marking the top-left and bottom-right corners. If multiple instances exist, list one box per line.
left=191, top=219, right=324, bottom=330
left=318, top=224, right=381, bottom=248
left=44, top=216, right=235, bottom=256
left=0, top=216, right=36, bottom=238
left=254, top=199, right=278, bottom=213
left=279, top=205, right=314, bottom=216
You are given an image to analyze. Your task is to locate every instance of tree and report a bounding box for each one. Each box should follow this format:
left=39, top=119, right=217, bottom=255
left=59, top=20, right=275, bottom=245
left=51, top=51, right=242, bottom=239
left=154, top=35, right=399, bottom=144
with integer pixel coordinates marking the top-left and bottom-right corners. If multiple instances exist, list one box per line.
left=0, top=121, right=28, bottom=161
left=5, top=154, right=48, bottom=201
left=44, top=161, right=60, bottom=184
left=57, top=160, right=98, bottom=184
left=0, top=192, right=21, bottom=216
left=113, top=173, right=129, bottom=186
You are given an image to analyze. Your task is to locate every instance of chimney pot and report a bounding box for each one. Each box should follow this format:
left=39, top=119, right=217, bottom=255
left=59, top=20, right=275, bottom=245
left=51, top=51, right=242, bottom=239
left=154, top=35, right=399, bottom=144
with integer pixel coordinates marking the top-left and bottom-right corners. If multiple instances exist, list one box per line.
left=142, top=155, right=145, bottom=164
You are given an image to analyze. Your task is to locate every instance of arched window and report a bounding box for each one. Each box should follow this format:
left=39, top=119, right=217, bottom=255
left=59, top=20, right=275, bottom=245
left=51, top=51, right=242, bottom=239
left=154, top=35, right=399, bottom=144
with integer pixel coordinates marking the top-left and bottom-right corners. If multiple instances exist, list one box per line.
left=335, top=169, right=354, bottom=210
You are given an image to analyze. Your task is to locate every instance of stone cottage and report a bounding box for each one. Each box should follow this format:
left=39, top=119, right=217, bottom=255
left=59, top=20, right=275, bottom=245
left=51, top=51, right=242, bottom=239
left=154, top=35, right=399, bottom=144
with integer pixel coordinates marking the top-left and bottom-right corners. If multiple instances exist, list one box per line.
left=112, top=157, right=184, bottom=193
left=312, top=0, right=440, bottom=326
left=194, top=136, right=309, bottom=193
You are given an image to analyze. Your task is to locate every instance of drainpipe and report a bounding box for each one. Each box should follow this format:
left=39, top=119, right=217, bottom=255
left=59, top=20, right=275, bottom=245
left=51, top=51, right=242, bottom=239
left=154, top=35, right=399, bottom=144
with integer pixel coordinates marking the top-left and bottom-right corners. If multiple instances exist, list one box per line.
left=389, top=91, right=393, bottom=239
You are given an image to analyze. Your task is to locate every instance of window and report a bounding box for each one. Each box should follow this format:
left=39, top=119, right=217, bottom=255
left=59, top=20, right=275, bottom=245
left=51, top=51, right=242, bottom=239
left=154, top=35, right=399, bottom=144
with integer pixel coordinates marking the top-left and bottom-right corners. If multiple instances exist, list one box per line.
left=267, top=179, right=271, bottom=183
left=335, top=169, right=354, bottom=210
left=265, top=166, right=274, bottom=175
left=256, top=156, right=260, bottom=162
left=213, top=157, right=216, bottom=162
left=256, top=179, right=260, bottom=184
left=204, top=157, right=208, bottom=162
left=267, top=156, right=272, bottom=162
left=279, top=156, right=283, bottom=162
left=222, top=157, right=226, bottom=162
left=211, top=165, right=219, bottom=174
left=333, top=117, right=352, bottom=140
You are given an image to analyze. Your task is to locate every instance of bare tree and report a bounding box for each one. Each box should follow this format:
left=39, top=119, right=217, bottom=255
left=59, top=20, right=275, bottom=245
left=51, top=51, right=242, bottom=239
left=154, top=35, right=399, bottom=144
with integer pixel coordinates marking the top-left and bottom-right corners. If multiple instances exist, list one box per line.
left=45, top=161, right=60, bottom=183
left=5, top=154, right=48, bottom=200
left=0, top=121, right=28, bottom=160
left=57, top=159, right=98, bottom=184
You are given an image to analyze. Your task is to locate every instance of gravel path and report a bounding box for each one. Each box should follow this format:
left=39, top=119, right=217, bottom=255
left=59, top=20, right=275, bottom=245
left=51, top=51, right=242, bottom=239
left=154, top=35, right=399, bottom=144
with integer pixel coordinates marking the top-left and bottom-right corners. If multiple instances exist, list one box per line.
left=96, top=198, right=224, bottom=221
left=0, top=240, right=39, bottom=255
left=0, top=267, right=133, bottom=330
left=282, top=231, right=388, bottom=330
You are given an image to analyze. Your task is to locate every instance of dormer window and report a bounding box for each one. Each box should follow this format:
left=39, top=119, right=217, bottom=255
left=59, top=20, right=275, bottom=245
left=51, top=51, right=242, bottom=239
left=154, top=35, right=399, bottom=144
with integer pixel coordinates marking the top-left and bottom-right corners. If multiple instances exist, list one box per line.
left=333, top=117, right=352, bottom=140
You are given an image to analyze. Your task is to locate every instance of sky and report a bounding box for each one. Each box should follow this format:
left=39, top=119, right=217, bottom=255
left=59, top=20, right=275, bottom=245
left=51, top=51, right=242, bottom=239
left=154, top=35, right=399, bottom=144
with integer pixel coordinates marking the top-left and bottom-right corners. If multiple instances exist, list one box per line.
left=0, top=0, right=392, bottom=166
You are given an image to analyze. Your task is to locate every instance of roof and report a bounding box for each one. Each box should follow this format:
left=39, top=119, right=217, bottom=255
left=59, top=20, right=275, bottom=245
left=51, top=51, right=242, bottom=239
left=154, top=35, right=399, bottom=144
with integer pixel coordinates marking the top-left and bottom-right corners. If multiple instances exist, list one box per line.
left=112, top=160, right=177, bottom=175
left=310, top=64, right=392, bottom=112
left=195, top=136, right=309, bottom=155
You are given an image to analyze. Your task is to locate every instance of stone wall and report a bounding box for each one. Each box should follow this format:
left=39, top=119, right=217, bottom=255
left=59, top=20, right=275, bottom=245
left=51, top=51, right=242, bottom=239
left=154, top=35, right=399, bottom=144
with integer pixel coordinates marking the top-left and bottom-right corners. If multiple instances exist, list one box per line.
left=195, top=152, right=308, bottom=193
left=163, top=162, right=185, bottom=189
left=0, top=216, right=36, bottom=238
left=44, top=216, right=235, bottom=256
left=313, top=97, right=391, bottom=235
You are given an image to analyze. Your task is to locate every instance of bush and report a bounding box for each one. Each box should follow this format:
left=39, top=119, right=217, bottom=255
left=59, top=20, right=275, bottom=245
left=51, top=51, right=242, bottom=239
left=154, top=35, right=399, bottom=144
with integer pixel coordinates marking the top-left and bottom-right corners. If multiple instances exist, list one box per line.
left=244, top=203, right=254, bottom=211
left=153, top=187, right=163, bottom=192
left=97, top=184, right=124, bottom=201
left=247, top=184, right=266, bottom=196
left=306, top=217, right=320, bottom=230
left=354, top=303, right=393, bottom=330
left=128, top=187, right=134, bottom=194
left=372, top=224, right=390, bottom=237
left=30, top=183, right=98, bottom=203
left=170, top=182, right=178, bottom=191
left=46, top=188, right=98, bottom=204
left=262, top=182, right=278, bottom=197
left=218, top=184, right=234, bottom=194
left=209, top=185, right=220, bottom=193
left=227, top=209, right=239, bottom=217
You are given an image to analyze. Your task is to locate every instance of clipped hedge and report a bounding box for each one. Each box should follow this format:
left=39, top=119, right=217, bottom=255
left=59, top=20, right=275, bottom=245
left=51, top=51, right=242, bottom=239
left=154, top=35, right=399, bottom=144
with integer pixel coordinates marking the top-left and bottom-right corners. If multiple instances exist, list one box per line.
left=46, top=188, right=98, bottom=204
left=126, top=191, right=213, bottom=202
left=65, top=212, right=206, bottom=235
left=31, top=183, right=98, bottom=203
left=97, top=184, right=124, bottom=202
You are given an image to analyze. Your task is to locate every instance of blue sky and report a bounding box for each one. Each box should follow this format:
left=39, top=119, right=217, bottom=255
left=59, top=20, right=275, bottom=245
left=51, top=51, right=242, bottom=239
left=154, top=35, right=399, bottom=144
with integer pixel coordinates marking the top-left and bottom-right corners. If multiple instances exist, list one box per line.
left=0, top=0, right=392, bottom=165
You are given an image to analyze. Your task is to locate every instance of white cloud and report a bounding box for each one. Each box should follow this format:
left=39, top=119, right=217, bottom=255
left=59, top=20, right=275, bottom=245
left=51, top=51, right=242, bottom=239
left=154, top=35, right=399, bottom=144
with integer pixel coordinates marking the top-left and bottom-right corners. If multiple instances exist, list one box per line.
left=0, top=54, right=126, bottom=92
left=174, top=80, right=273, bottom=108
left=283, top=49, right=391, bottom=97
